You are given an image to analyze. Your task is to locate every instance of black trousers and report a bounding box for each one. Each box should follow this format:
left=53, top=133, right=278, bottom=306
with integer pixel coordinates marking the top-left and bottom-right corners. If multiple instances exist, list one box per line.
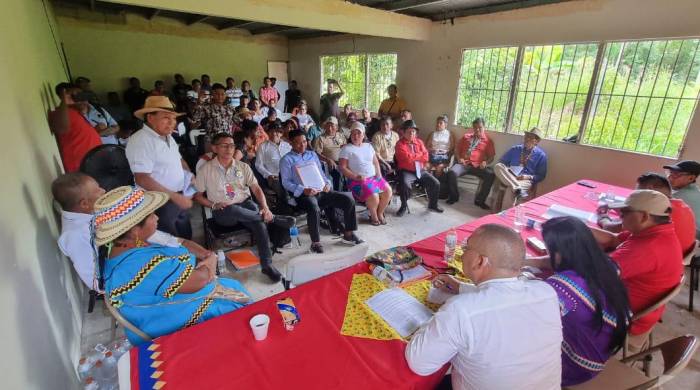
left=155, top=200, right=192, bottom=240
left=261, top=176, right=291, bottom=213
left=398, top=170, right=440, bottom=208
left=296, top=191, right=357, bottom=243
left=212, top=199, right=273, bottom=267
left=445, top=164, right=495, bottom=203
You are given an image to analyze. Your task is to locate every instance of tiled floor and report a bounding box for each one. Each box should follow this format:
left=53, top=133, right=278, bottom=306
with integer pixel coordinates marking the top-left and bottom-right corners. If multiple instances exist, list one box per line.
left=80, top=190, right=700, bottom=388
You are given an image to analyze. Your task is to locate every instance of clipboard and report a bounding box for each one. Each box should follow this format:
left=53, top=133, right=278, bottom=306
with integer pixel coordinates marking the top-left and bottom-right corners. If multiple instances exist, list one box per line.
left=508, top=165, right=524, bottom=177
left=294, top=161, right=325, bottom=191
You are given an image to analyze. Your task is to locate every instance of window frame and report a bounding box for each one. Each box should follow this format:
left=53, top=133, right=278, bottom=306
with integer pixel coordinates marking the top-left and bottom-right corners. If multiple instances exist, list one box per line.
left=455, top=37, right=700, bottom=158
left=318, top=52, right=398, bottom=111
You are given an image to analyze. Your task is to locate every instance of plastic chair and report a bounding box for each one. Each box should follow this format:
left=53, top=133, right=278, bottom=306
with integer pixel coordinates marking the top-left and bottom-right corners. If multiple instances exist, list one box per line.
left=623, top=276, right=685, bottom=375
left=79, top=144, right=134, bottom=192
left=565, top=334, right=698, bottom=389
left=188, top=129, right=205, bottom=146
left=686, top=240, right=700, bottom=311
left=283, top=242, right=369, bottom=288
left=104, top=296, right=151, bottom=343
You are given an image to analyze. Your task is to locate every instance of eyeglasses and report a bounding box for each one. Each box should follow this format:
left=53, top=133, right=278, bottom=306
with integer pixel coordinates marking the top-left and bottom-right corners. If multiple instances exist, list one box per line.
left=666, top=170, right=690, bottom=178
left=215, top=143, right=235, bottom=149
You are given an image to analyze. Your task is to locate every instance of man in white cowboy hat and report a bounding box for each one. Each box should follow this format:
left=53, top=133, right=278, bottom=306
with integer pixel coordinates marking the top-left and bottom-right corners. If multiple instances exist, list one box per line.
left=493, top=127, right=548, bottom=209
left=126, top=96, right=194, bottom=239
left=313, top=116, right=346, bottom=191
left=590, top=189, right=683, bottom=351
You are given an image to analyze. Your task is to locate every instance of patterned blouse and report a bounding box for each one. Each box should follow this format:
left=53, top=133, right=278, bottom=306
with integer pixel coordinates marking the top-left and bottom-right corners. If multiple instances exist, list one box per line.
left=546, top=270, right=620, bottom=386
left=192, top=103, right=236, bottom=135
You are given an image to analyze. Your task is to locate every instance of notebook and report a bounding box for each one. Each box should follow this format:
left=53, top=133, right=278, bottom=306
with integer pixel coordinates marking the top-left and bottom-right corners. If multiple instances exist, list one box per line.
left=226, top=249, right=260, bottom=270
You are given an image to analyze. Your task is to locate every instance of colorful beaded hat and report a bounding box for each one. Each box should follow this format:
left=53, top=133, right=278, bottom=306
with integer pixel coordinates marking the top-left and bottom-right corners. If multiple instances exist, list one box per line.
left=93, top=186, right=168, bottom=245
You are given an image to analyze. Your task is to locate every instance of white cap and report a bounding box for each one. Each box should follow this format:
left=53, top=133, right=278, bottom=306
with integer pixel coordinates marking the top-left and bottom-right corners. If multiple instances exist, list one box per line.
left=349, top=121, right=366, bottom=133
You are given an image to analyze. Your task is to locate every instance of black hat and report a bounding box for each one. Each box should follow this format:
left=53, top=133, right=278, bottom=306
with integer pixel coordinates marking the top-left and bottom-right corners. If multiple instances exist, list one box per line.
left=400, top=120, right=418, bottom=131
left=663, top=160, right=700, bottom=176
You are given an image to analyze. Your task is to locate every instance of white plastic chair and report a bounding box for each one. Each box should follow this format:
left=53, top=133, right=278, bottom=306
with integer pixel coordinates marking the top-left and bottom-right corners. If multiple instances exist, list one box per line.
left=284, top=242, right=369, bottom=287
left=189, top=129, right=205, bottom=146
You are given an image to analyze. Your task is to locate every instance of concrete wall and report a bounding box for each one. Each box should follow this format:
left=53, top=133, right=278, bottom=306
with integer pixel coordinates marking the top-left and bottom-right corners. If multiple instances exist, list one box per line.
left=0, top=0, right=83, bottom=388
left=55, top=6, right=289, bottom=103
left=289, top=0, right=700, bottom=193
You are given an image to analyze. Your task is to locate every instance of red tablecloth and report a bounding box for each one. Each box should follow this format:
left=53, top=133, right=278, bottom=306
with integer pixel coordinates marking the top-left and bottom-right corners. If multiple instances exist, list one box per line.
left=130, top=180, right=630, bottom=390
left=411, top=180, right=632, bottom=268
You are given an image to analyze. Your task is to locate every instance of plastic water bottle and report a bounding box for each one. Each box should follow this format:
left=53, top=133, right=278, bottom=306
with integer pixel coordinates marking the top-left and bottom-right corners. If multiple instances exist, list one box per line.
left=83, top=377, right=99, bottom=390
left=217, top=250, right=226, bottom=274
left=77, top=357, right=94, bottom=382
left=94, top=353, right=118, bottom=390
left=289, top=226, right=301, bottom=248
left=514, top=205, right=525, bottom=231
left=444, top=229, right=458, bottom=262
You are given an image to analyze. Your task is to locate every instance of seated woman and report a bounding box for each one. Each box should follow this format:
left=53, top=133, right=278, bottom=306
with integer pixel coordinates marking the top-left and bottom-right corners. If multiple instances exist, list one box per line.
left=339, top=122, right=392, bottom=225
left=425, top=114, right=455, bottom=177
left=250, top=99, right=265, bottom=123
left=528, top=216, right=631, bottom=386
left=234, top=121, right=258, bottom=165
left=294, top=102, right=315, bottom=132
left=96, top=186, right=251, bottom=345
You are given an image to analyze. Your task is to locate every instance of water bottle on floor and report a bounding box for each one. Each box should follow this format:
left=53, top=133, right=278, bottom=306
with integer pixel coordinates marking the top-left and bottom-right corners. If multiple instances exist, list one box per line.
left=83, top=377, right=99, bottom=390
left=444, top=229, right=457, bottom=262
left=217, top=250, right=226, bottom=274
left=77, top=356, right=95, bottom=382
left=289, top=226, right=301, bottom=248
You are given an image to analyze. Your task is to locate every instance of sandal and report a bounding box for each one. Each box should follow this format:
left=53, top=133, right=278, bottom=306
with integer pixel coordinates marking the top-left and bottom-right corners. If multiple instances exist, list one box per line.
left=370, top=219, right=381, bottom=226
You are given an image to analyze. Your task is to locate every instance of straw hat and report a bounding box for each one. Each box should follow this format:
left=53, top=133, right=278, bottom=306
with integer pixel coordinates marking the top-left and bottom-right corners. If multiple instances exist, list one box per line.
left=93, top=186, right=169, bottom=246
left=236, top=108, right=252, bottom=120
left=524, top=127, right=542, bottom=140
left=133, top=96, right=184, bottom=120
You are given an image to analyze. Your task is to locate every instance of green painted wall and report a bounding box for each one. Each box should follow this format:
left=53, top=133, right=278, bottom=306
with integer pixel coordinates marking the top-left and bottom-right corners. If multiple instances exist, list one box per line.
left=55, top=9, right=289, bottom=102
left=0, top=0, right=83, bottom=388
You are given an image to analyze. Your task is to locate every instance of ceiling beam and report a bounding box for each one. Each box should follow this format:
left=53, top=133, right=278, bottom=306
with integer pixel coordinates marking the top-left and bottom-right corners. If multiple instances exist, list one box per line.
left=250, top=25, right=301, bottom=35
left=434, top=0, right=570, bottom=21
left=289, top=31, right=343, bottom=40
left=98, top=0, right=431, bottom=40
left=379, top=0, right=449, bottom=12
left=148, top=8, right=160, bottom=19
left=218, top=20, right=256, bottom=30
left=186, top=15, right=210, bottom=25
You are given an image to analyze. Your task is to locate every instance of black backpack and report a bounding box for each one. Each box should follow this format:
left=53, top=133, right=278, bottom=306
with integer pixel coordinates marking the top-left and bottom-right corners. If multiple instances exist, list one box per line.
left=268, top=223, right=291, bottom=254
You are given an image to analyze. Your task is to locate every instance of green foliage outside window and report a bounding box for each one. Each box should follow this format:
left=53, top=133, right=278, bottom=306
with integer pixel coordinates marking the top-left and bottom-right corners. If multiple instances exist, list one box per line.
left=320, top=53, right=397, bottom=111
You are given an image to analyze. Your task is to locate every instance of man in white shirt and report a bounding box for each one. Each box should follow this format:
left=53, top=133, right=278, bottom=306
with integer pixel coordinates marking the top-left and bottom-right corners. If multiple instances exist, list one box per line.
left=52, top=173, right=211, bottom=290
left=126, top=96, right=194, bottom=239
left=225, top=77, right=243, bottom=107
left=255, top=123, right=292, bottom=213
left=406, top=224, right=562, bottom=390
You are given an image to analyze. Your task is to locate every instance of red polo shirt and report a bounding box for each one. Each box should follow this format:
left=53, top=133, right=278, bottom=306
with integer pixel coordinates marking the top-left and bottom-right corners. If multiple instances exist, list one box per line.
left=394, top=138, right=429, bottom=172
left=610, top=223, right=682, bottom=335
left=457, top=130, right=495, bottom=167
left=56, top=108, right=102, bottom=172
left=670, top=198, right=697, bottom=256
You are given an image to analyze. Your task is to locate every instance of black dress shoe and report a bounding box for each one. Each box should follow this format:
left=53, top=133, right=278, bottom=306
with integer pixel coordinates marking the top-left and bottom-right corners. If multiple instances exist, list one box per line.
left=310, top=243, right=324, bottom=253
left=446, top=199, right=458, bottom=205
left=396, top=204, right=408, bottom=217
left=474, top=201, right=491, bottom=210
left=428, top=205, right=444, bottom=213
left=261, top=265, right=282, bottom=283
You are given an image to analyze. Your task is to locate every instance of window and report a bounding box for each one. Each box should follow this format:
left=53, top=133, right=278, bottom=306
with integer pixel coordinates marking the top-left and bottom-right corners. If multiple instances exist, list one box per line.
left=512, top=43, right=599, bottom=140
left=320, top=53, right=397, bottom=111
left=583, top=39, right=700, bottom=157
left=455, top=46, right=518, bottom=130
left=455, top=38, right=700, bottom=157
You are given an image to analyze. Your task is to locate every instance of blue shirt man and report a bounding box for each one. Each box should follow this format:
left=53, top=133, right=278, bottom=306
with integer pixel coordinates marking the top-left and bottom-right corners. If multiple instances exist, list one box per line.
left=279, top=148, right=331, bottom=198
left=83, top=103, right=120, bottom=145
left=499, top=143, right=548, bottom=184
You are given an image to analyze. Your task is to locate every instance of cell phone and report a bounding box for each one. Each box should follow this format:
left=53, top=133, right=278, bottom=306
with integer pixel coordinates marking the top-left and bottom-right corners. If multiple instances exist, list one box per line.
left=577, top=181, right=596, bottom=188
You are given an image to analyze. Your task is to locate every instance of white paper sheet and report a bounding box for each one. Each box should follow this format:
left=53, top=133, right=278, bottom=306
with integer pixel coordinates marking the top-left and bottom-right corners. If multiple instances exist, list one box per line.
left=426, top=286, right=454, bottom=305
left=415, top=161, right=422, bottom=179
left=366, top=288, right=433, bottom=338
left=542, top=204, right=597, bottom=223
left=295, top=161, right=325, bottom=191
left=508, top=165, right=524, bottom=176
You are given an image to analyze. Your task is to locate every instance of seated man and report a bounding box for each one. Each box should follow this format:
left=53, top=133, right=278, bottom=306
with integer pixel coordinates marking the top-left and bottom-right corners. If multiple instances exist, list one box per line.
left=591, top=190, right=683, bottom=351
left=406, top=224, right=562, bottom=390
left=494, top=127, right=547, bottom=209
left=255, top=123, right=293, bottom=213
left=394, top=120, right=442, bottom=216
left=194, top=133, right=296, bottom=282
left=260, top=107, right=282, bottom=131
left=313, top=116, right=346, bottom=190
left=665, top=160, right=700, bottom=238
left=52, top=173, right=208, bottom=290
left=445, top=117, right=495, bottom=209
left=377, top=84, right=407, bottom=121
left=371, top=116, right=400, bottom=177
left=598, top=172, right=697, bottom=256
left=280, top=129, right=363, bottom=254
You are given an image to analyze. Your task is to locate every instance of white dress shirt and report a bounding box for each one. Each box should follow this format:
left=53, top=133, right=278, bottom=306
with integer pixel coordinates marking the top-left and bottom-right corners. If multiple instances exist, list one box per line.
left=405, top=277, right=562, bottom=390
left=126, top=124, right=185, bottom=192
left=255, top=139, right=292, bottom=178
left=58, top=210, right=181, bottom=290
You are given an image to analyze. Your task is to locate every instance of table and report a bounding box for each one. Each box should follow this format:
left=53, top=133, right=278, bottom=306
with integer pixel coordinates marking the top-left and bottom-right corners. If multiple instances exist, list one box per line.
left=124, top=180, right=630, bottom=389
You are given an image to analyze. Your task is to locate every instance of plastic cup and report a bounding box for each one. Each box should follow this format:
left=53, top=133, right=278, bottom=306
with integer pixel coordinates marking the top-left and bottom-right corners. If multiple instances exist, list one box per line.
left=249, top=314, right=270, bottom=341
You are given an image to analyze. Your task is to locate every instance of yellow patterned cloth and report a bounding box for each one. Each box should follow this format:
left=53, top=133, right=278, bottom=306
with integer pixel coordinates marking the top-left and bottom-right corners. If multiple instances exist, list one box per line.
left=340, top=273, right=442, bottom=341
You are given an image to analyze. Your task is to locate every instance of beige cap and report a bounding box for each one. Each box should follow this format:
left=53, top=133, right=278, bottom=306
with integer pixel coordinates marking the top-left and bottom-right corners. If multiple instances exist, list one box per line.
left=609, top=189, right=671, bottom=216
left=323, top=116, right=338, bottom=126
left=349, top=121, right=365, bottom=133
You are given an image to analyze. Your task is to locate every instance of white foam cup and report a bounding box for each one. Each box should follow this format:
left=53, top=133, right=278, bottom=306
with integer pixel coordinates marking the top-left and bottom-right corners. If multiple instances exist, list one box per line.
left=249, top=314, right=270, bottom=341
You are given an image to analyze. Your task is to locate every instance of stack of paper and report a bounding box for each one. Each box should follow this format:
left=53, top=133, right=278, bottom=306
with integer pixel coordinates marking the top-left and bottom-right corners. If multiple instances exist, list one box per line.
left=366, top=288, right=433, bottom=338
left=387, top=265, right=431, bottom=284
left=543, top=204, right=597, bottom=224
